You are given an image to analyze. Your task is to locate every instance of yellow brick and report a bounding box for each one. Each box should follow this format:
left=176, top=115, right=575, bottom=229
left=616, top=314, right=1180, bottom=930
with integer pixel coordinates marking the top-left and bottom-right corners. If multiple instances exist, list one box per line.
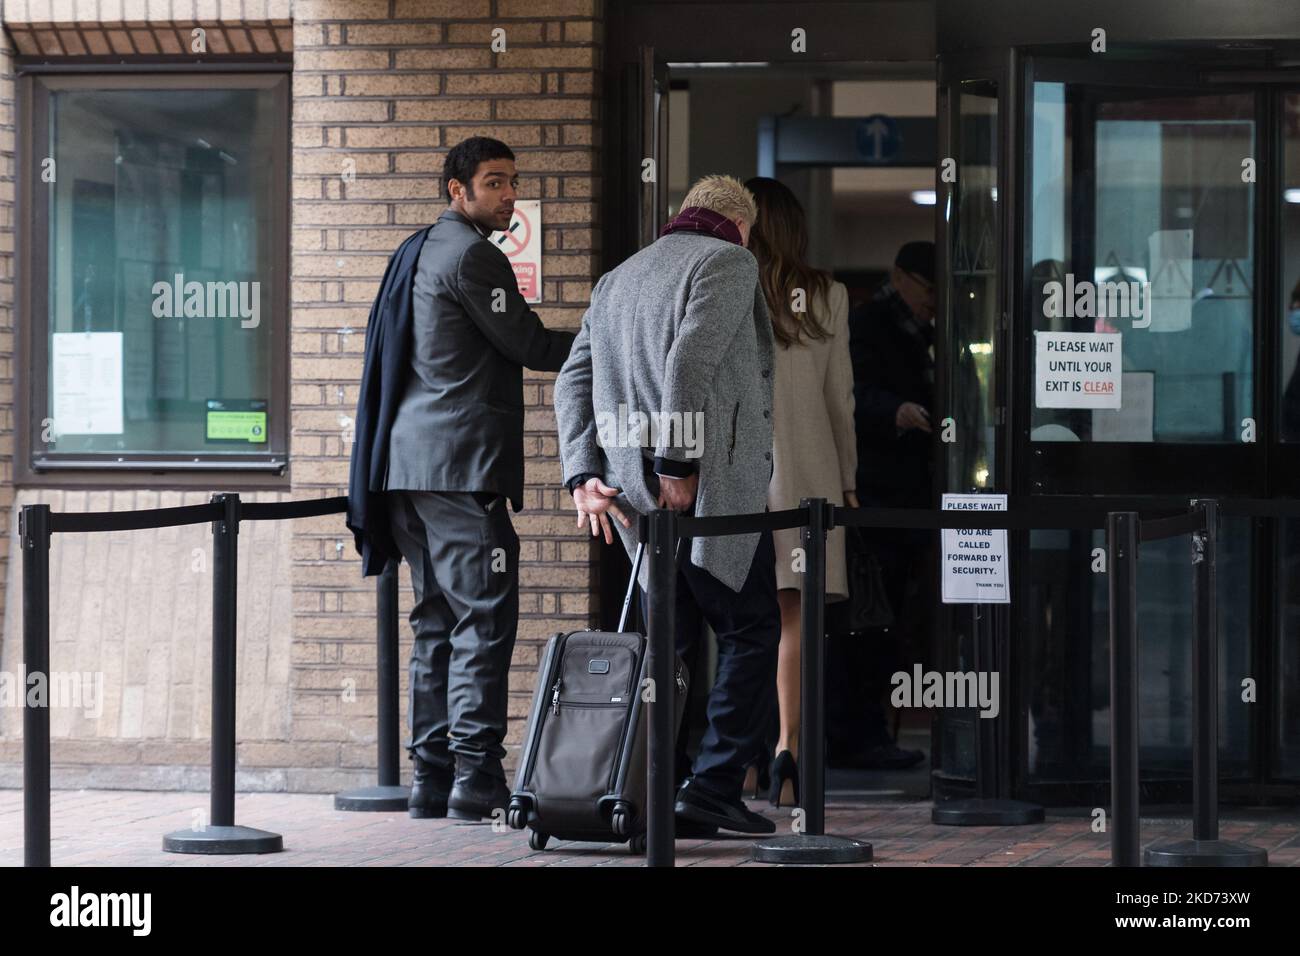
left=294, top=253, right=391, bottom=276
left=292, top=151, right=390, bottom=175
left=345, top=73, right=440, bottom=96
left=294, top=202, right=389, bottom=225
left=441, top=125, right=542, bottom=147
left=393, top=100, right=492, bottom=122
left=499, top=0, right=594, bottom=14
left=294, top=0, right=391, bottom=19
left=345, top=22, right=441, bottom=45
left=395, top=153, right=445, bottom=174
left=564, top=20, right=597, bottom=42
left=393, top=48, right=492, bottom=70
left=294, top=99, right=389, bottom=122
left=344, top=178, right=441, bottom=200
left=443, top=72, right=544, bottom=95
left=496, top=99, right=593, bottom=121
left=498, top=47, right=597, bottom=69
left=393, top=0, right=490, bottom=17
left=447, top=22, right=544, bottom=44
left=295, top=49, right=389, bottom=71
left=341, top=228, right=416, bottom=250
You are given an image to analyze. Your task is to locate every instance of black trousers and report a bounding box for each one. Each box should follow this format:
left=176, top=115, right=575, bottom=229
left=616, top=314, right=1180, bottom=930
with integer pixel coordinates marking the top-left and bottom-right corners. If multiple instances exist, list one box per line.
left=386, top=489, right=520, bottom=781
left=644, top=530, right=782, bottom=803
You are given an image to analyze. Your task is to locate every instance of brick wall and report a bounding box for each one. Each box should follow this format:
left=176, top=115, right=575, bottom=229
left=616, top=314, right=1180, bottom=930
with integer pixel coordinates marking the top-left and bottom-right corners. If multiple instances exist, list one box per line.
left=0, top=0, right=604, bottom=791
left=0, top=9, right=15, bottom=635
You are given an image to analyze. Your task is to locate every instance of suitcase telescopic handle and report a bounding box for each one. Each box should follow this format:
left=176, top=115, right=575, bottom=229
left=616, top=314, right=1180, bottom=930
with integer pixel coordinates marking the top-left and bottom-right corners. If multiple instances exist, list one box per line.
left=617, top=542, right=645, bottom=634
left=617, top=538, right=684, bottom=633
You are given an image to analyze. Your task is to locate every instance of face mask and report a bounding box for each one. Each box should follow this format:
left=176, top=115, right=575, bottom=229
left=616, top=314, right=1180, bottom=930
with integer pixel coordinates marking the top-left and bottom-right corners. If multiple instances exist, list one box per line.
left=1290, top=309, right=1300, bottom=336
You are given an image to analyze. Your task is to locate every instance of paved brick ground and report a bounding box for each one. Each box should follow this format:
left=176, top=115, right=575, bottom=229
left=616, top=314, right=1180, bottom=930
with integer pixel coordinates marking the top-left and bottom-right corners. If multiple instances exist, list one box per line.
left=2, top=789, right=1298, bottom=866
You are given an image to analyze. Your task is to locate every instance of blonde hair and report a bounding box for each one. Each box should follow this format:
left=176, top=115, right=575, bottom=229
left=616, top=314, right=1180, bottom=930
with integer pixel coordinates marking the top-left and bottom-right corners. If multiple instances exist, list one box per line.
left=680, top=174, right=758, bottom=226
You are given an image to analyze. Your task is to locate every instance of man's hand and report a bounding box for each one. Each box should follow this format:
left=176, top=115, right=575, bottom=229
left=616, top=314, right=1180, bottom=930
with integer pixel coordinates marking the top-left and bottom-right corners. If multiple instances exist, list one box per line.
left=844, top=490, right=860, bottom=509
left=657, top=472, right=698, bottom=512
left=895, top=402, right=932, bottom=433
left=573, top=477, right=630, bottom=544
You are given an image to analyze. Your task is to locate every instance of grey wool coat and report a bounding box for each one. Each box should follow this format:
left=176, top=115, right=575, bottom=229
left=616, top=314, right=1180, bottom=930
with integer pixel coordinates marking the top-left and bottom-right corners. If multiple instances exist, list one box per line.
left=554, top=231, right=776, bottom=592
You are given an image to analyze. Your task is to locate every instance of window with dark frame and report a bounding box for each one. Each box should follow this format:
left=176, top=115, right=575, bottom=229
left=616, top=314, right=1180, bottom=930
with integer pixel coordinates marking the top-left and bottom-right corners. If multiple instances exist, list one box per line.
left=20, top=72, right=289, bottom=481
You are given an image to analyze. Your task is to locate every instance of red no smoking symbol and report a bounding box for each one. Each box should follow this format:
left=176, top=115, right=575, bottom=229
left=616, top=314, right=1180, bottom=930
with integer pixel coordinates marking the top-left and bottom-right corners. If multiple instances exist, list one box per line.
left=495, top=207, right=532, bottom=258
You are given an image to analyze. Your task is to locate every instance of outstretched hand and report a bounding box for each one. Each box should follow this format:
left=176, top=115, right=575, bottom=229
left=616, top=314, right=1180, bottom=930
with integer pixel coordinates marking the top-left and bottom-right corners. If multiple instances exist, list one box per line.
left=573, top=477, right=631, bottom=544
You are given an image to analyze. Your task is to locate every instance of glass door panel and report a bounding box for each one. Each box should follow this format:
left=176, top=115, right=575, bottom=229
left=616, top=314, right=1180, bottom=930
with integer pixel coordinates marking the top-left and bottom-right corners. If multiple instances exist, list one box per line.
left=1030, top=86, right=1255, bottom=446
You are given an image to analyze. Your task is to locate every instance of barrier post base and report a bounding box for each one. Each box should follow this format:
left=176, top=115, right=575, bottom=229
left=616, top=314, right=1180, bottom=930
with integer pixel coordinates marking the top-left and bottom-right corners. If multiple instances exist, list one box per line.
left=333, top=785, right=410, bottom=812
left=1144, top=839, right=1268, bottom=867
left=163, top=825, right=283, bottom=855
left=751, top=834, right=873, bottom=865
left=931, top=797, right=1045, bottom=826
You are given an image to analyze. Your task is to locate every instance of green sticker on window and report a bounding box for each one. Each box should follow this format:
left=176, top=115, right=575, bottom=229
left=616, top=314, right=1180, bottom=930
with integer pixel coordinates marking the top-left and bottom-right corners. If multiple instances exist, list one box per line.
left=207, top=400, right=268, bottom=443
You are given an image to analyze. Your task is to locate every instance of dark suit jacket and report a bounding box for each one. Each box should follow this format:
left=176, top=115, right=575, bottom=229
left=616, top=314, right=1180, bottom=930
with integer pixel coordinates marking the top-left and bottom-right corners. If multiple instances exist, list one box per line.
left=848, top=285, right=934, bottom=506
left=384, top=207, right=574, bottom=510
left=347, top=225, right=430, bottom=576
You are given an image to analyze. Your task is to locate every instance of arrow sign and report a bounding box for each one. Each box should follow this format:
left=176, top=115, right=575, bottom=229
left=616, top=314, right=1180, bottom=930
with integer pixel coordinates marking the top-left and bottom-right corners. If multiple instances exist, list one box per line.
left=856, top=114, right=901, bottom=163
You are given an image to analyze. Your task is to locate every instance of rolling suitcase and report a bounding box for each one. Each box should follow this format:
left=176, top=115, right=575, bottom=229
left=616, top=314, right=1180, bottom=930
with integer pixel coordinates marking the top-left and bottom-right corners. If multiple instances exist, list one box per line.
left=507, top=542, right=688, bottom=854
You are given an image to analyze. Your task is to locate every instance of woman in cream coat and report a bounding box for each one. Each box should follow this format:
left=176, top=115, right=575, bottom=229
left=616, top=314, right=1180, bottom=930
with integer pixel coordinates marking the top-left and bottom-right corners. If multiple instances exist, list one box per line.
left=745, top=177, right=858, bottom=807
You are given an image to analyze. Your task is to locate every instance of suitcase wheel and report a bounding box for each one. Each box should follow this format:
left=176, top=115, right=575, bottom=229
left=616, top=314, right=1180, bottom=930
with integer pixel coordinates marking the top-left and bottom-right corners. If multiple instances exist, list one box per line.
left=507, top=800, right=528, bottom=830
left=528, top=829, right=550, bottom=852
left=628, top=833, right=647, bottom=856
left=610, top=802, right=634, bottom=837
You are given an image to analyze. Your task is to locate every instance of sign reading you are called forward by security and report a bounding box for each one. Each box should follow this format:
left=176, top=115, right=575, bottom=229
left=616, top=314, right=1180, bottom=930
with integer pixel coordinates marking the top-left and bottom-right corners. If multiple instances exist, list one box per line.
left=941, top=493, right=1009, bottom=605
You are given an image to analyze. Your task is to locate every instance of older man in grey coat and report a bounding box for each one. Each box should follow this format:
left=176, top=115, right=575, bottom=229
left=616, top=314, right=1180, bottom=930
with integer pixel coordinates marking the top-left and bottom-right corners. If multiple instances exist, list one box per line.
left=555, top=175, right=780, bottom=835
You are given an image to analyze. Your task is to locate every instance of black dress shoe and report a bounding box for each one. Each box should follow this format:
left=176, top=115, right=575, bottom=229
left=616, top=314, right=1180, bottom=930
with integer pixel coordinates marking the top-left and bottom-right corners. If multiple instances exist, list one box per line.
left=673, top=818, right=720, bottom=839
left=674, top=778, right=776, bottom=835
left=447, top=766, right=511, bottom=821
left=408, top=755, right=452, bottom=819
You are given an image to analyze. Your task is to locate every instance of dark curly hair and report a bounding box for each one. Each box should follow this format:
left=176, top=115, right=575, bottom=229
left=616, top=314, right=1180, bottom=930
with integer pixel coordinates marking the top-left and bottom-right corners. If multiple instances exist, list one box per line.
left=442, top=136, right=516, bottom=202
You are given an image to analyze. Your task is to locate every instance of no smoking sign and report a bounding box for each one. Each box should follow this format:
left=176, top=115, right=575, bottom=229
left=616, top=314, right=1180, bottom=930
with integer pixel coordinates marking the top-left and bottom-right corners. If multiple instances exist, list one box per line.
left=489, top=199, right=542, bottom=304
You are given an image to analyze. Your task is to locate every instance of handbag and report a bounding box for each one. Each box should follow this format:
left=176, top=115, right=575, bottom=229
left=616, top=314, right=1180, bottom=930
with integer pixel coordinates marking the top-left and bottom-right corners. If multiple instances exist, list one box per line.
left=846, top=526, right=894, bottom=631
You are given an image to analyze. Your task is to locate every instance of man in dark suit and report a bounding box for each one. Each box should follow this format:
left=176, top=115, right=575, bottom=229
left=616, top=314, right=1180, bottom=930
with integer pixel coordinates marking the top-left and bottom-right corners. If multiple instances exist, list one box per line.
left=828, top=240, right=935, bottom=770
left=381, top=137, right=574, bottom=820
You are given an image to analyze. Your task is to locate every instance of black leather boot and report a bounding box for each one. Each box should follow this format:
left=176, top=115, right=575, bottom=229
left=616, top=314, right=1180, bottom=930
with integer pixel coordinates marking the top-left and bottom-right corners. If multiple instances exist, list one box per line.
left=408, top=754, right=452, bottom=819
left=447, top=764, right=511, bottom=821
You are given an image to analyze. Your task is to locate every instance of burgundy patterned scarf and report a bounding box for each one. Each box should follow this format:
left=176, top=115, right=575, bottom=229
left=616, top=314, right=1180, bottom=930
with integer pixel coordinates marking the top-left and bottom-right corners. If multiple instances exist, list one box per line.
left=659, top=205, right=743, bottom=246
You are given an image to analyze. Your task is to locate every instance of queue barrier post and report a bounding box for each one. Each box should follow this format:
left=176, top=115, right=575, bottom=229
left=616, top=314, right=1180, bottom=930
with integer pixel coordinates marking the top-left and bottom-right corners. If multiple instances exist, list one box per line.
left=1143, top=500, right=1266, bottom=867
left=334, top=558, right=409, bottom=811
left=21, top=504, right=52, bottom=868
left=163, top=493, right=283, bottom=855
left=1108, top=510, right=1141, bottom=866
left=752, top=498, right=873, bottom=864
left=645, top=508, right=678, bottom=867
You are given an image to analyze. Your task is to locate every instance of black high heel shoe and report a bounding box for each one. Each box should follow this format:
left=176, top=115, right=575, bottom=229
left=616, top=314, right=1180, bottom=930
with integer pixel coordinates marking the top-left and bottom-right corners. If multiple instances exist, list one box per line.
left=768, top=750, right=799, bottom=808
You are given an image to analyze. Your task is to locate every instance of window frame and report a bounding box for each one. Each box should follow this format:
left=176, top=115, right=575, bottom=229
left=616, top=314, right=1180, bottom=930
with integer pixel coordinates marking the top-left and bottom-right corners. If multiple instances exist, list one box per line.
left=15, top=66, right=291, bottom=489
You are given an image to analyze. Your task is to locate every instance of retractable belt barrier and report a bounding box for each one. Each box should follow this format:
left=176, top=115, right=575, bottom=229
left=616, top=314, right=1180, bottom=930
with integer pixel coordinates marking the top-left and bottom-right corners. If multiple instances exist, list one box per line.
left=642, top=496, right=1286, bottom=867
left=21, top=493, right=353, bottom=866
left=24, top=491, right=1293, bottom=867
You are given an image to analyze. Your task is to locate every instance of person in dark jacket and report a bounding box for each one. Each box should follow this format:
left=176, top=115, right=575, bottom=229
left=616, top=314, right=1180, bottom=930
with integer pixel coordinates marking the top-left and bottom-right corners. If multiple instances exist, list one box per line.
left=351, top=136, right=574, bottom=821
left=827, top=241, right=936, bottom=770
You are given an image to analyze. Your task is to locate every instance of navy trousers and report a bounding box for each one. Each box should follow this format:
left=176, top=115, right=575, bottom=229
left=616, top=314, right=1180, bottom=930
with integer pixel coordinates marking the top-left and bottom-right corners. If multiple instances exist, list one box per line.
left=646, top=530, right=782, bottom=803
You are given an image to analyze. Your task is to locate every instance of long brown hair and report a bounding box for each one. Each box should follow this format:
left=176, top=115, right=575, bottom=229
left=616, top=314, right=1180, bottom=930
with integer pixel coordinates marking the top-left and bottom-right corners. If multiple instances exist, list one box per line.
left=744, top=176, right=832, bottom=347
